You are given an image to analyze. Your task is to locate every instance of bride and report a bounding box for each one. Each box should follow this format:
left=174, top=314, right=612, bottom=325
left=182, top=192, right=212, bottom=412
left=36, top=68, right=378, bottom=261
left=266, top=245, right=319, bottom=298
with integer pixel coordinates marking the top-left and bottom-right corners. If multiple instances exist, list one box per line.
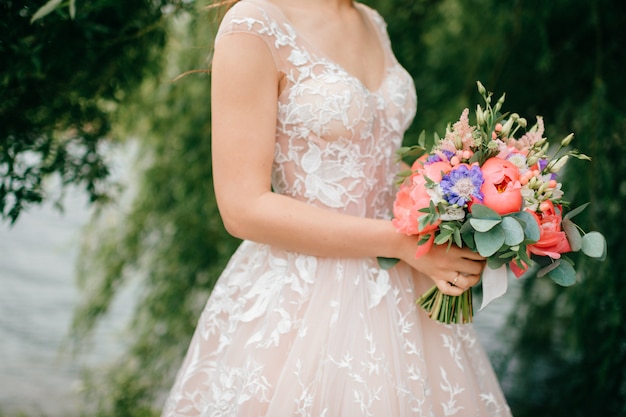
left=161, top=0, right=512, bottom=415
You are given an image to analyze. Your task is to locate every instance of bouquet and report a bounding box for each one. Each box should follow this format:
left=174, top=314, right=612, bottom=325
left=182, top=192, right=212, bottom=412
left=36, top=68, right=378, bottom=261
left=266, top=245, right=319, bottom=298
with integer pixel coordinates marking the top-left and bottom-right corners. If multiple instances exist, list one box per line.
left=384, top=81, right=606, bottom=324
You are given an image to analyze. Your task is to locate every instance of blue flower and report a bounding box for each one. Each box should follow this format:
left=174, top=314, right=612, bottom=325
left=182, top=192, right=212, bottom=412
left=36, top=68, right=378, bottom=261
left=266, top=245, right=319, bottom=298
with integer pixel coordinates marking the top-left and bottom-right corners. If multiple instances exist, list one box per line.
left=426, top=150, right=455, bottom=164
left=440, top=164, right=484, bottom=206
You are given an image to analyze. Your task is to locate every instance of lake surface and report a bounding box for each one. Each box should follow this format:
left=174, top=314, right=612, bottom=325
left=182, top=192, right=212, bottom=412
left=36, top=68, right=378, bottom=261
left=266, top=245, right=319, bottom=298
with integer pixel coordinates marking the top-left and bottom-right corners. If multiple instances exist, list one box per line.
left=0, top=157, right=519, bottom=416
left=0, top=184, right=140, bottom=416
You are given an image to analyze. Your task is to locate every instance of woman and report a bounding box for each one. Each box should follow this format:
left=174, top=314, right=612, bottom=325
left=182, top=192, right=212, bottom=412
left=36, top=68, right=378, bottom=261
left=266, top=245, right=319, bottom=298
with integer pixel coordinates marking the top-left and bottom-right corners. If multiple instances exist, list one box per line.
left=162, top=0, right=512, bottom=415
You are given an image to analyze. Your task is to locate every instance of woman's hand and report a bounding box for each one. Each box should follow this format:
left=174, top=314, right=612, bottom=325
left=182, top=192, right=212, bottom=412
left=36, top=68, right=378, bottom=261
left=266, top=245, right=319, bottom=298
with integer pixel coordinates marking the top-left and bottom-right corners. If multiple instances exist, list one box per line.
left=401, top=239, right=486, bottom=296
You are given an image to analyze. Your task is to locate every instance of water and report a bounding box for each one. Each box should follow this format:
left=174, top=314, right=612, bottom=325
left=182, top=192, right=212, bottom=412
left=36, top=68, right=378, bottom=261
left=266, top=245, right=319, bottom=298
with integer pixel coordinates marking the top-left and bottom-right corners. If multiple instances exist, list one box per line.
left=0, top=179, right=145, bottom=416
left=0, top=155, right=519, bottom=416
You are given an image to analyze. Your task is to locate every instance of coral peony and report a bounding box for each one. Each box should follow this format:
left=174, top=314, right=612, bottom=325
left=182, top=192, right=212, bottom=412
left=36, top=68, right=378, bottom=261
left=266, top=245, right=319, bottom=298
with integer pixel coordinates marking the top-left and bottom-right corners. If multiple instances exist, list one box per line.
left=480, top=157, right=522, bottom=215
left=527, top=201, right=572, bottom=258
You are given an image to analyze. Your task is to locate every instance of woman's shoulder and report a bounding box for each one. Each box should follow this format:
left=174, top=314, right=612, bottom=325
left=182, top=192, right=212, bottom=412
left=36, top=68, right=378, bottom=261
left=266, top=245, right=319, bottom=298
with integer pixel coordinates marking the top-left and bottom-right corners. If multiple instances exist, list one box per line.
left=355, top=2, right=388, bottom=32
left=216, top=0, right=284, bottom=38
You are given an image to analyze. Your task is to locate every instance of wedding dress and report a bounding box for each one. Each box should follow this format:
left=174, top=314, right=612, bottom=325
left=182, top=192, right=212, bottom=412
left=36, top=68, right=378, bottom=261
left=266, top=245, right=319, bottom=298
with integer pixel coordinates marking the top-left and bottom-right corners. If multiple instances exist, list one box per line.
left=162, top=0, right=512, bottom=415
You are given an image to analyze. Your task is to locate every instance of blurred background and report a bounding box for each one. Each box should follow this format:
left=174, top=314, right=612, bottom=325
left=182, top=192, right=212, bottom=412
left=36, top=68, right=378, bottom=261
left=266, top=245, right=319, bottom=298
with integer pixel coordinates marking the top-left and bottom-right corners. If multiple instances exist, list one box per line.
left=1, top=0, right=625, bottom=416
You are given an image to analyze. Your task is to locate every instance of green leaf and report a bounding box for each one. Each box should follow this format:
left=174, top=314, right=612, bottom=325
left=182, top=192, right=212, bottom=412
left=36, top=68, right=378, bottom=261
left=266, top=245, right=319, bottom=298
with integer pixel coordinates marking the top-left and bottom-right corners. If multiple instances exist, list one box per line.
left=469, top=217, right=502, bottom=232
left=537, top=261, right=560, bottom=278
left=434, top=230, right=452, bottom=245
left=469, top=150, right=483, bottom=164
left=518, top=244, right=533, bottom=265
left=487, top=255, right=508, bottom=269
left=377, top=257, right=400, bottom=270
left=562, top=218, right=582, bottom=252
left=460, top=221, right=475, bottom=234
left=545, top=259, right=577, bottom=286
left=474, top=225, right=506, bottom=257
left=418, top=234, right=433, bottom=245
left=470, top=204, right=502, bottom=220
left=453, top=228, right=462, bottom=247
left=498, top=251, right=516, bottom=259
left=511, top=211, right=540, bottom=242
left=461, top=231, right=476, bottom=250
left=501, top=216, right=525, bottom=246
left=397, top=169, right=414, bottom=180
left=581, top=232, right=607, bottom=259
left=564, top=202, right=590, bottom=220
left=31, top=0, right=63, bottom=23
left=396, top=145, right=426, bottom=162
left=418, top=130, right=426, bottom=148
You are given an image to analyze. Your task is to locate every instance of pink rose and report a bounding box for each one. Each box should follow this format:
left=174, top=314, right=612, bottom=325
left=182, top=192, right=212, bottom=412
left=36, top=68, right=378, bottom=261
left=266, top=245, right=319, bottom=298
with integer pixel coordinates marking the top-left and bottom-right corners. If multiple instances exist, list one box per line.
left=392, top=159, right=449, bottom=257
left=527, top=201, right=572, bottom=258
left=479, top=157, right=522, bottom=215
left=392, top=183, right=424, bottom=235
left=392, top=172, right=441, bottom=236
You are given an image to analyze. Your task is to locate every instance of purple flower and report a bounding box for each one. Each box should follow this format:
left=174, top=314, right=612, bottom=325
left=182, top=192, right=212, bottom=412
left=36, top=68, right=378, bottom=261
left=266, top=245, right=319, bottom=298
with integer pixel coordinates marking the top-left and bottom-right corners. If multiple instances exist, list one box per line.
left=426, top=150, right=455, bottom=164
left=440, top=164, right=484, bottom=206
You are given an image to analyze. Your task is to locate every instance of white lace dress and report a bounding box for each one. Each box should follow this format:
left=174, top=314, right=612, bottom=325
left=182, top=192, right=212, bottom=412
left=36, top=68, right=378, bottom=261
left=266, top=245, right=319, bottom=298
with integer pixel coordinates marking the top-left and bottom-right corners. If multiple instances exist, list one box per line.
left=162, top=1, right=512, bottom=416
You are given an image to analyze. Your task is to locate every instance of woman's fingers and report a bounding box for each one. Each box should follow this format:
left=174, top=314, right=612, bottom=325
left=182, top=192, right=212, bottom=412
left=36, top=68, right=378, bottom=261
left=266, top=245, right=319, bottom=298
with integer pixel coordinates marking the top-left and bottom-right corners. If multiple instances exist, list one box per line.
left=449, top=271, right=480, bottom=291
left=447, top=244, right=486, bottom=261
left=457, top=258, right=486, bottom=276
left=405, top=240, right=487, bottom=294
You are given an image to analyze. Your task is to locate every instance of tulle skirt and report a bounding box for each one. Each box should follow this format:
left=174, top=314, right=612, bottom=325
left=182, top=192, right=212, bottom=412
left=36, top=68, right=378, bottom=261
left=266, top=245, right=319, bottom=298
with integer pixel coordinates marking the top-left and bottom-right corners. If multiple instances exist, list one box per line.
left=161, top=240, right=512, bottom=416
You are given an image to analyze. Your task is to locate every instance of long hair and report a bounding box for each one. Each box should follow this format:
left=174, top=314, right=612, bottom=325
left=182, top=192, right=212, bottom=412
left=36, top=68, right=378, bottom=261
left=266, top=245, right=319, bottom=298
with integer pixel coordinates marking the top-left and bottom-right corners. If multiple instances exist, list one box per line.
left=173, top=0, right=240, bottom=81
left=207, top=0, right=240, bottom=12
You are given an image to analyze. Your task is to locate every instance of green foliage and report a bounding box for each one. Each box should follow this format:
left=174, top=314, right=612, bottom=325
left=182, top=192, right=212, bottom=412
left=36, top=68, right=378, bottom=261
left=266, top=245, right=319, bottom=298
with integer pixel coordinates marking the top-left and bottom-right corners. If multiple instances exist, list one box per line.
left=70, top=6, right=240, bottom=417
left=0, top=0, right=181, bottom=223
left=481, top=1, right=626, bottom=415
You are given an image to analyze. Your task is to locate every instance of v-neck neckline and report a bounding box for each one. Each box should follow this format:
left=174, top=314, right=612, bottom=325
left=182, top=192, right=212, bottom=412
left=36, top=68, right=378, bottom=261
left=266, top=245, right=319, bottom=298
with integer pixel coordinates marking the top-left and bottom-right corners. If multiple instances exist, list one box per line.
left=247, top=0, right=390, bottom=94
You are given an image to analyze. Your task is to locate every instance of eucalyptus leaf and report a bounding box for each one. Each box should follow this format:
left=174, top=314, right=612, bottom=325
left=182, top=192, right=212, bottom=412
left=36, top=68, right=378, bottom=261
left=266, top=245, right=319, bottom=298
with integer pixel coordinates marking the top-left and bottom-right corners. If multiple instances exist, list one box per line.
left=474, top=225, right=506, bottom=257
left=462, top=231, right=476, bottom=250
left=498, top=251, right=516, bottom=259
left=460, top=221, right=475, bottom=234
left=546, top=259, right=577, bottom=286
left=487, top=256, right=508, bottom=269
left=470, top=204, right=502, bottom=220
left=377, top=257, right=400, bottom=270
left=454, top=228, right=462, bottom=247
left=564, top=202, right=590, bottom=220
left=501, top=216, right=525, bottom=246
left=562, top=218, right=582, bottom=252
left=469, top=217, right=502, bottom=232
left=537, top=260, right=561, bottom=278
left=581, top=232, right=607, bottom=259
left=511, top=211, right=540, bottom=242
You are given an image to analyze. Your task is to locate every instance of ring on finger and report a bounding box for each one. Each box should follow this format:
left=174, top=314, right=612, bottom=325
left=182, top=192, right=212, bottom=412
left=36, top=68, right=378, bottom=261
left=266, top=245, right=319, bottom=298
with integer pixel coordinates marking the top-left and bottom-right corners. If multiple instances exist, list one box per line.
left=452, top=272, right=460, bottom=286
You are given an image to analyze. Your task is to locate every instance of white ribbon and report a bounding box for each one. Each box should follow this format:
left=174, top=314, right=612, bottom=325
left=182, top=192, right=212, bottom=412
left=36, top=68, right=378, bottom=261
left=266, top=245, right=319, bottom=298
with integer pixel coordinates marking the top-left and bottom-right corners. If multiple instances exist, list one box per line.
left=479, top=265, right=509, bottom=311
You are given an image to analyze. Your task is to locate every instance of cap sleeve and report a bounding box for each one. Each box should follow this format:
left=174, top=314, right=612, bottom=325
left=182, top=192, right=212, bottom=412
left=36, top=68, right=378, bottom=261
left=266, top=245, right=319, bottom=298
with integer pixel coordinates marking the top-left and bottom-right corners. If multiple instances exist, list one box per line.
left=215, top=1, right=294, bottom=72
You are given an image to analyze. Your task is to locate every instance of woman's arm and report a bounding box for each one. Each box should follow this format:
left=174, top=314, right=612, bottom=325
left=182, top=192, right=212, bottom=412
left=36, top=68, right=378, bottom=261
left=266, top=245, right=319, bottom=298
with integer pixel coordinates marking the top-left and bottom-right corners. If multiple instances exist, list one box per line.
left=211, top=34, right=482, bottom=295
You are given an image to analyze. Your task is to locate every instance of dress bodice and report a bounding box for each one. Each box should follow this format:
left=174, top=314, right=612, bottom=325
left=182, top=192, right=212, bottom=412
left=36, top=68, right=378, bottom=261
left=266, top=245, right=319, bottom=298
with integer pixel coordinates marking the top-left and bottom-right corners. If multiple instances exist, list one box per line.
left=216, top=0, right=417, bottom=218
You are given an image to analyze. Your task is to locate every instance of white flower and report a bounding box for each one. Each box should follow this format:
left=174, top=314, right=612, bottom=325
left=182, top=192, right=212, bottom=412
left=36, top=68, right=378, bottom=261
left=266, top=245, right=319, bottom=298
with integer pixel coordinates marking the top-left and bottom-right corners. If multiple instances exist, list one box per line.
left=521, top=185, right=538, bottom=212
left=426, top=186, right=444, bottom=204
left=440, top=206, right=466, bottom=221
